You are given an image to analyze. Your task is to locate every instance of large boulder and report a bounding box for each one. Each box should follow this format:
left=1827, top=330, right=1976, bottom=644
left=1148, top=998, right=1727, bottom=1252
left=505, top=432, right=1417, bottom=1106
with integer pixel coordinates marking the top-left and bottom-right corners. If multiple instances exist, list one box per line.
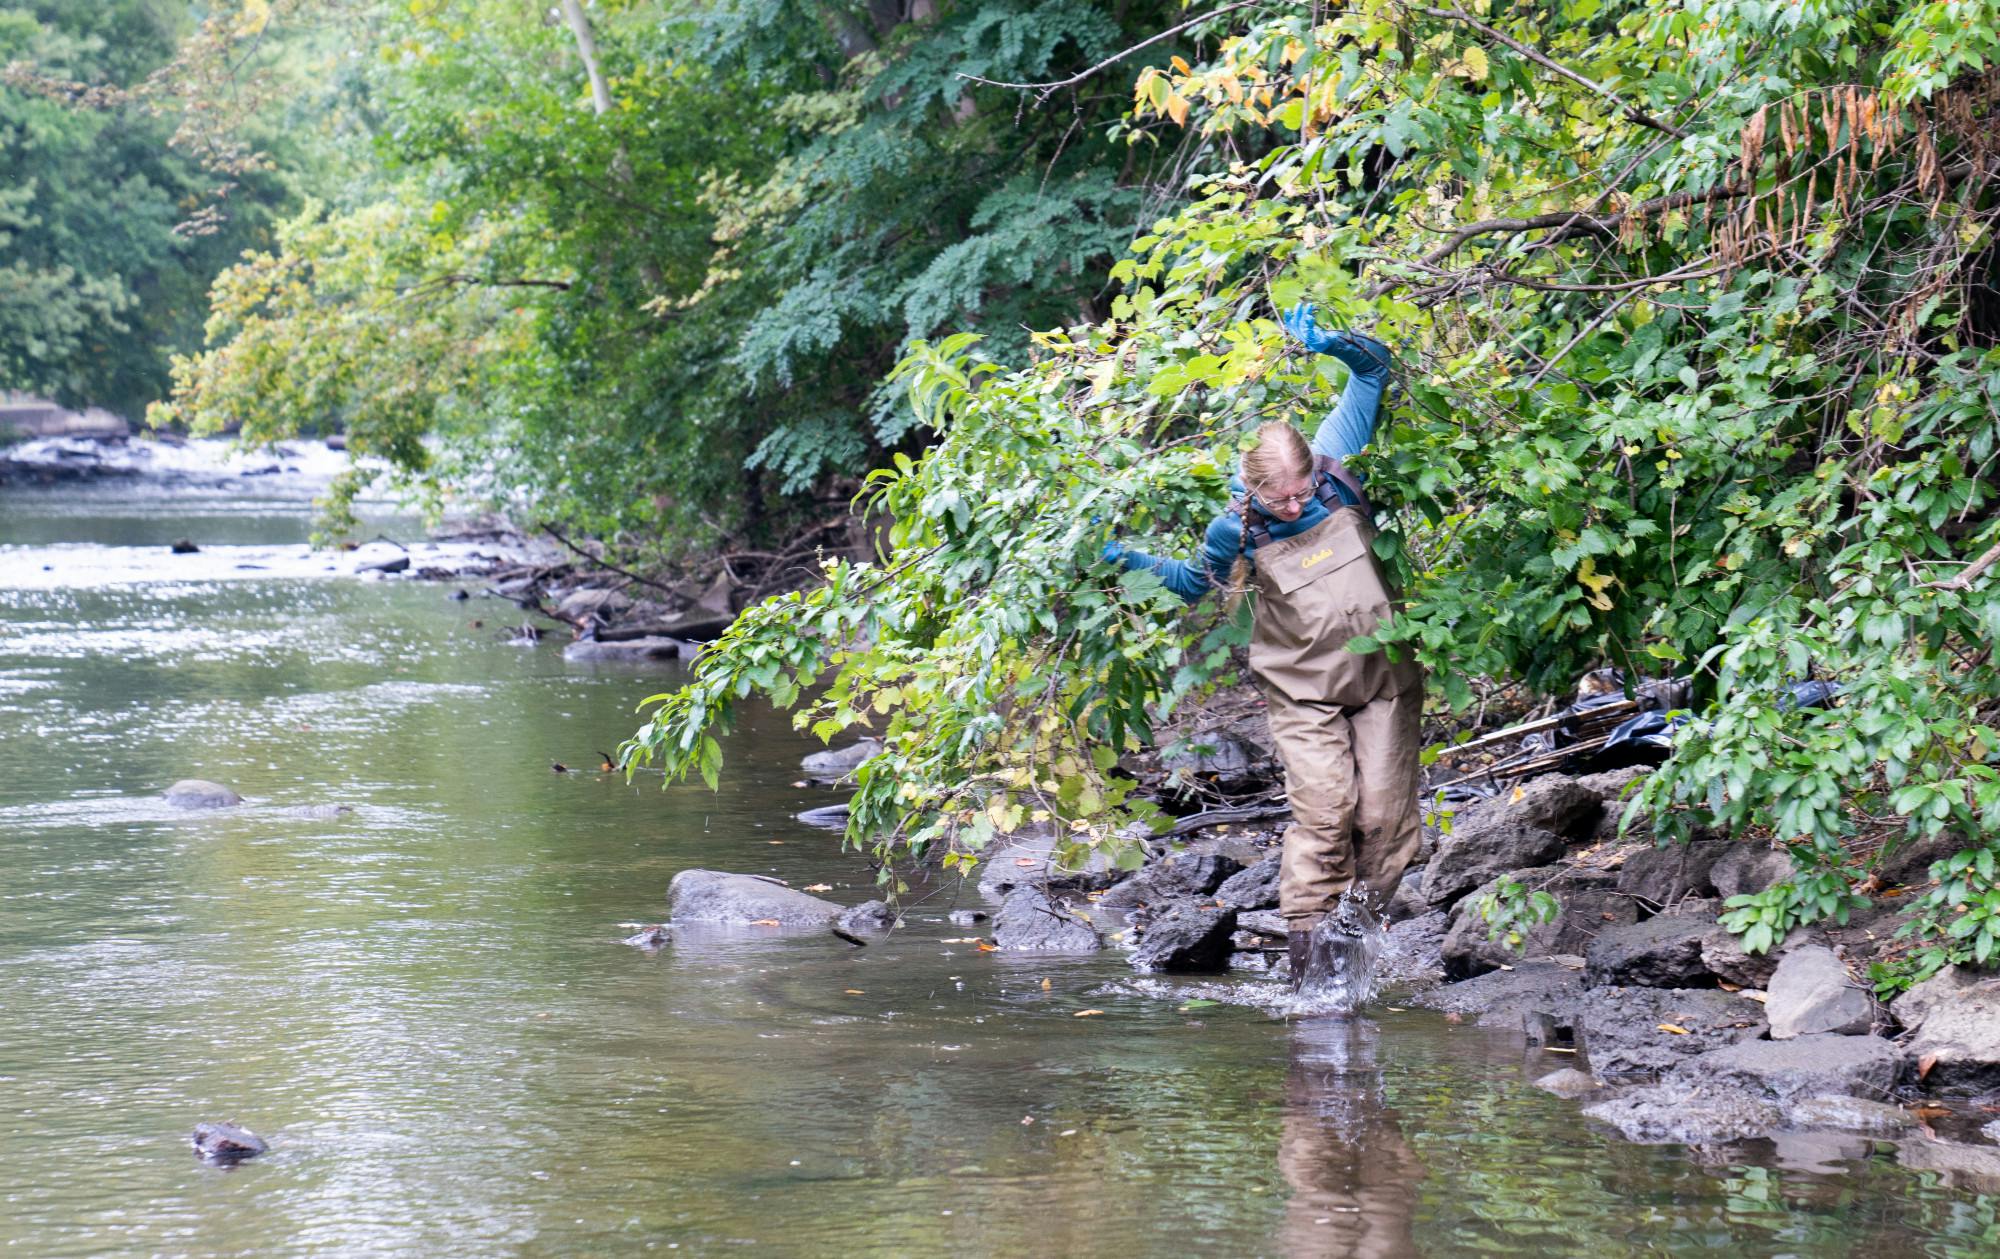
left=1700, top=925, right=1783, bottom=988
left=164, top=779, right=242, bottom=809
left=1422, top=821, right=1569, bottom=910
left=1709, top=844, right=1793, bottom=900
left=1765, top=944, right=1876, bottom=1038
left=1615, top=839, right=1729, bottom=910
left=1669, top=1033, right=1906, bottom=1101
left=1440, top=865, right=1637, bottom=979
left=667, top=870, right=842, bottom=926
left=1132, top=900, right=1237, bottom=972
left=1456, top=775, right=1605, bottom=839
left=1098, top=845, right=1244, bottom=909
left=991, top=887, right=1103, bottom=952
left=1583, top=1083, right=1781, bottom=1144
left=1578, top=987, right=1768, bottom=1078
left=1900, top=970, right=2000, bottom=1093
left=800, top=738, right=882, bottom=781
left=1214, top=853, right=1280, bottom=910
left=1585, top=915, right=1716, bottom=989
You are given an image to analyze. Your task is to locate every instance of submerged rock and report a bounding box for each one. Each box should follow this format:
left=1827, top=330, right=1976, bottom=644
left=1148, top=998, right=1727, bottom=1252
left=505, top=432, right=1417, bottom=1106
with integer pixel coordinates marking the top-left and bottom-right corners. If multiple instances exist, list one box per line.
left=1131, top=900, right=1236, bottom=973
left=991, top=887, right=1102, bottom=952
left=1670, top=1033, right=1906, bottom=1101
left=191, top=1121, right=267, bottom=1164
left=1533, top=1068, right=1603, bottom=1100
left=1784, top=1095, right=1919, bottom=1135
left=834, top=900, right=898, bottom=936
left=1577, top=987, right=1768, bottom=1078
left=622, top=924, right=672, bottom=949
left=1766, top=944, right=1876, bottom=1038
left=795, top=803, right=851, bottom=830
left=1896, top=1139, right=2000, bottom=1191
left=666, top=870, right=842, bottom=927
left=1583, top=1083, right=1780, bottom=1144
left=164, top=779, right=242, bottom=809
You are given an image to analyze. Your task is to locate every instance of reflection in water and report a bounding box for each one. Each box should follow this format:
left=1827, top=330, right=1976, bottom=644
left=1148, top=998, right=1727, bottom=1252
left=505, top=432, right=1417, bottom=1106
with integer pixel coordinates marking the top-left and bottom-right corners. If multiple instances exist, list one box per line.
left=1279, top=1017, right=1423, bottom=1259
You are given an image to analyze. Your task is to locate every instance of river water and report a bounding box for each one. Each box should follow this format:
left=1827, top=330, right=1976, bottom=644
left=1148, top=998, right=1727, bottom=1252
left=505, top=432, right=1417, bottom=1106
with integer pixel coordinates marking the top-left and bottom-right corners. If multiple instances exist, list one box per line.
left=2, top=471, right=1996, bottom=1257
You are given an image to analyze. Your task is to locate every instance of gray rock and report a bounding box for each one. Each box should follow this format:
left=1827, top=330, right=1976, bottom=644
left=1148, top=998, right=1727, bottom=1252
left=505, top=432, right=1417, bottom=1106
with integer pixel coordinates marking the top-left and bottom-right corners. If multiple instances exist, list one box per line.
left=795, top=803, right=851, bottom=830
left=1423, top=821, right=1569, bottom=910
left=1380, top=910, right=1448, bottom=985
left=835, top=900, right=898, bottom=935
left=1214, top=853, right=1280, bottom=910
left=164, top=779, right=242, bottom=809
left=1585, top=915, right=1716, bottom=989
left=1456, top=775, right=1606, bottom=839
left=1583, top=1082, right=1780, bottom=1144
left=1785, top=1095, right=1919, bottom=1135
left=1098, top=846, right=1244, bottom=909
left=991, top=887, right=1102, bottom=952
left=1573, top=766, right=1650, bottom=801
left=1440, top=865, right=1637, bottom=979
left=1895, top=963, right=1978, bottom=1028
left=1902, top=972, right=2000, bottom=1093
left=191, top=1121, right=267, bottom=1164
left=561, top=636, right=686, bottom=663
left=556, top=585, right=631, bottom=622
left=622, top=924, right=672, bottom=948
left=1670, top=1033, right=1906, bottom=1101
left=1578, top=987, right=1768, bottom=1078
left=1236, top=908, right=1288, bottom=939
left=1411, top=956, right=1585, bottom=1028
left=975, top=830, right=1062, bottom=897
left=1984, top=1117, right=2000, bottom=1144
left=1161, top=729, right=1262, bottom=778
left=1874, top=829, right=1965, bottom=890
left=799, top=737, right=882, bottom=780
left=1616, top=839, right=1728, bottom=909
left=1710, top=844, right=1793, bottom=900
left=1132, top=899, right=1237, bottom=972
left=1700, top=925, right=1782, bottom=988
left=946, top=908, right=989, bottom=926
left=667, top=869, right=842, bottom=927
left=1896, top=1139, right=2000, bottom=1191
left=1534, top=1068, right=1602, bottom=1099
left=1385, top=868, right=1428, bottom=924
left=1766, top=945, right=1876, bottom=1038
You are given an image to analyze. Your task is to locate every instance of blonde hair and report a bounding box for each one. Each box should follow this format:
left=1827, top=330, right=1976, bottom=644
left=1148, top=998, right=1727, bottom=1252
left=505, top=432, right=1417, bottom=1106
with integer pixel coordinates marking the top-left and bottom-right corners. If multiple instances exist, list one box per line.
left=1225, top=422, right=1314, bottom=610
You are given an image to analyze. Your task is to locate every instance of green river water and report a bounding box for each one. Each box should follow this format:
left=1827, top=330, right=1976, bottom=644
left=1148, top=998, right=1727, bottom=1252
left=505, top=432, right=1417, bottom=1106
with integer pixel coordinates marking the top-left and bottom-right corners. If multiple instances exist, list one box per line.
left=2, top=476, right=1997, bottom=1257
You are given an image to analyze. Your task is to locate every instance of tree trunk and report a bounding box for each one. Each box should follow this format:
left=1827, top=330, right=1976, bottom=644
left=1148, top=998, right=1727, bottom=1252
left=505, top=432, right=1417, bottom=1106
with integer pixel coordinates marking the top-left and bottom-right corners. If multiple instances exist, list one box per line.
left=559, top=0, right=613, bottom=115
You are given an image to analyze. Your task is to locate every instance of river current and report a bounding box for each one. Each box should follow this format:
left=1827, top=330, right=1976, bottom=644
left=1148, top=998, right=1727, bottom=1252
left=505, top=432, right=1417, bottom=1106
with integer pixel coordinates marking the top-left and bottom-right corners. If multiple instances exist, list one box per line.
left=1, top=466, right=1995, bottom=1257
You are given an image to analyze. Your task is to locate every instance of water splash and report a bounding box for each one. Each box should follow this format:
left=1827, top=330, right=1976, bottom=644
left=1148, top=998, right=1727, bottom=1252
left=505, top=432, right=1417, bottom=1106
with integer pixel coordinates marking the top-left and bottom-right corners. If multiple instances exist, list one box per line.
left=1289, top=888, right=1388, bottom=1018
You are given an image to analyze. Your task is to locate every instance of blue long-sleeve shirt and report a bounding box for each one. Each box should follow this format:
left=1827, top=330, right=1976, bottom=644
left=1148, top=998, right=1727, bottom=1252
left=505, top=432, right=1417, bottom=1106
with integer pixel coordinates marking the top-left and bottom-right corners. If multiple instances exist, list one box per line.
left=1111, top=328, right=1391, bottom=602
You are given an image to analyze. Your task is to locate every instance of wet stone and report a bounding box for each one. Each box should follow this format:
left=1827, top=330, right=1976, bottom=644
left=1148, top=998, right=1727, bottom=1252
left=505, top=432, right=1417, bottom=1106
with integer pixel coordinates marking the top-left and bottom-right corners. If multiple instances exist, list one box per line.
left=164, top=779, right=242, bottom=809
left=1534, top=1068, right=1603, bottom=1100
left=991, top=887, right=1102, bottom=952
left=191, top=1122, right=267, bottom=1164
left=1131, top=899, right=1237, bottom=973
left=667, top=870, right=842, bottom=927
left=1784, top=1095, right=1919, bottom=1135
left=1582, top=1082, right=1780, bottom=1145
left=1669, top=1033, right=1907, bottom=1102
left=1578, top=987, right=1768, bottom=1078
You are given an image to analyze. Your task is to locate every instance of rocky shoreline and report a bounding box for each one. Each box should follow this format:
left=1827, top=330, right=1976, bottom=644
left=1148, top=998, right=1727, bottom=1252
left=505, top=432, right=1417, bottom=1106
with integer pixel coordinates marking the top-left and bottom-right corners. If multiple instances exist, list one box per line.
left=640, top=736, right=2000, bottom=1180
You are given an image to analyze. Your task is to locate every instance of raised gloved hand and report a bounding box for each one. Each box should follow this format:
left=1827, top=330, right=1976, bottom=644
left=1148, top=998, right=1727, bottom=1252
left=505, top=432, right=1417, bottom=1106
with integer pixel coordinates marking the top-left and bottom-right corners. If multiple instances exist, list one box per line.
left=1282, top=301, right=1343, bottom=354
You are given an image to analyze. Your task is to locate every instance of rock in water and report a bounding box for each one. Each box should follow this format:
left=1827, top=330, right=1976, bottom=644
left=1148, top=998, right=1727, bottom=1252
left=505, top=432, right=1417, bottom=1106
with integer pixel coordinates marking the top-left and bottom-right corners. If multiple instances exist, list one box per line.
left=800, top=738, right=882, bottom=781
left=562, top=636, right=685, bottom=663
left=1131, top=900, right=1237, bottom=973
left=1583, top=1083, right=1781, bottom=1144
left=1765, top=944, right=1876, bottom=1038
left=1578, top=987, right=1768, bottom=1078
left=835, top=900, right=898, bottom=936
left=991, top=887, right=1102, bottom=952
left=170, top=538, right=199, bottom=554
left=164, top=780, right=242, bottom=809
left=191, top=1122, right=267, bottom=1164
left=1669, top=1033, right=1907, bottom=1101
left=666, top=870, right=842, bottom=926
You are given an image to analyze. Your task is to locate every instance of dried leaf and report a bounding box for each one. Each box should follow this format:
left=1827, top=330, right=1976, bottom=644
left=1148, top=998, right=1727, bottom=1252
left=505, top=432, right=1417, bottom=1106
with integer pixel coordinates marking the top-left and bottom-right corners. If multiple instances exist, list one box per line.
left=843, top=989, right=865, bottom=995
left=1040, top=978, right=1052, bottom=990
left=1074, top=1009, right=1105, bottom=1017
left=1658, top=1022, right=1691, bottom=1035
left=748, top=918, right=781, bottom=927
left=1919, top=1053, right=1939, bottom=1080
left=1717, top=981, right=1742, bottom=992
left=976, top=940, right=998, bottom=952
left=803, top=883, right=833, bottom=892
left=1014, top=857, right=1038, bottom=867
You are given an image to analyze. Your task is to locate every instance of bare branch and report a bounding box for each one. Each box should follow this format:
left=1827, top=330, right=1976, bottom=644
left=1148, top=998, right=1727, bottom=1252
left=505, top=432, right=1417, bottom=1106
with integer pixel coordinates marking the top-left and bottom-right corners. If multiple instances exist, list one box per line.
left=1412, top=5, right=1690, bottom=139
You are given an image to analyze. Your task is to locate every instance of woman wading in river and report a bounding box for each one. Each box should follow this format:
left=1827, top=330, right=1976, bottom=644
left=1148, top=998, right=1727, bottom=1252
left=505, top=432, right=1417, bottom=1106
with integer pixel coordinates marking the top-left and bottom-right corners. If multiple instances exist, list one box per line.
left=1106, top=304, right=1423, bottom=983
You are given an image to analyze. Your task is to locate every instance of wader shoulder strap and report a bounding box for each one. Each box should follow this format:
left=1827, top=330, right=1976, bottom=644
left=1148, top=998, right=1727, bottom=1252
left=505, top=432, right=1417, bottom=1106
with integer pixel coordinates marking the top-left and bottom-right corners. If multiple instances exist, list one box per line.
left=1237, top=459, right=1373, bottom=554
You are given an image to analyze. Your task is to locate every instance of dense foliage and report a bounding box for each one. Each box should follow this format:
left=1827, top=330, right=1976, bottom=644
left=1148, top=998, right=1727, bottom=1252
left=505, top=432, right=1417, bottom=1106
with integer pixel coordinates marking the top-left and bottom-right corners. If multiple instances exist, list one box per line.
left=150, top=0, right=1190, bottom=550
left=0, top=1, right=286, bottom=419
left=627, top=0, right=2000, bottom=981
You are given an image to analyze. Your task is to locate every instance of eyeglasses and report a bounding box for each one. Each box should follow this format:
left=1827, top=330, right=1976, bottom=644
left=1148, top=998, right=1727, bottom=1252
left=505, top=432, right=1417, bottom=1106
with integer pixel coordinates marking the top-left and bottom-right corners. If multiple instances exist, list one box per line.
left=1257, top=486, right=1316, bottom=510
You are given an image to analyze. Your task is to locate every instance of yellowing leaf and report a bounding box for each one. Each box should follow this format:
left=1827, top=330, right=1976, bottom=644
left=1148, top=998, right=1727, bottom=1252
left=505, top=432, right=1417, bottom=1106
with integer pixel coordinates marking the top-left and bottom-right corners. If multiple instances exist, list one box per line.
left=1657, top=1022, right=1690, bottom=1035
left=1462, top=45, right=1490, bottom=80
left=1164, top=92, right=1189, bottom=126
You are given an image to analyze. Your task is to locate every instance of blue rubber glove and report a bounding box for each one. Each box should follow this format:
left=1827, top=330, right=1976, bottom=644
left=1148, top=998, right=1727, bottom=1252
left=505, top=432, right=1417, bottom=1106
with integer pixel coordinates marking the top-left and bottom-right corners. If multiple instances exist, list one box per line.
left=1101, top=538, right=1126, bottom=564
left=1282, top=301, right=1341, bottom=354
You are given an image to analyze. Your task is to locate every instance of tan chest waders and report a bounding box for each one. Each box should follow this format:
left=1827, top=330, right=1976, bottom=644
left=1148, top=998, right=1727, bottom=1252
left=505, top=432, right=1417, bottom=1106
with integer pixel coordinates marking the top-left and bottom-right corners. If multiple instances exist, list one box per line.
left=1247, top=480, right=1425, bottom=928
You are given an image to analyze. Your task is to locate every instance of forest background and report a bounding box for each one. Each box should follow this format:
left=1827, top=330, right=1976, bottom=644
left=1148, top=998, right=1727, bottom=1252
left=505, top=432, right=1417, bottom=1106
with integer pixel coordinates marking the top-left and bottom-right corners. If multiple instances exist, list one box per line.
left=7, top=0, right=2000, bottom=987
